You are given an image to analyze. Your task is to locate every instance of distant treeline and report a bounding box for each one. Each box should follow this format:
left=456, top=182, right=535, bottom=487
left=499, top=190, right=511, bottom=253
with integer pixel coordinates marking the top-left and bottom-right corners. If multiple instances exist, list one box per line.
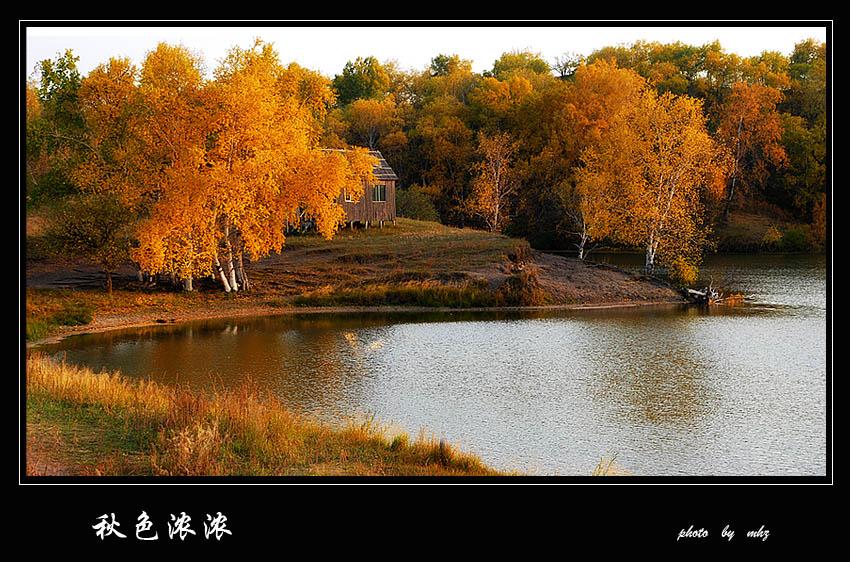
left=25, top=37, right=827, bottom=289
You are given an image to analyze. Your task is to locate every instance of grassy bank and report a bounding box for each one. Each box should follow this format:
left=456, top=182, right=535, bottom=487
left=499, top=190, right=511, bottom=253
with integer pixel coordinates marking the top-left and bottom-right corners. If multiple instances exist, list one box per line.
left=715, top=210, right=825, bottom=253
left=25, top=354, right=509, bottom=477
left=25, top=218, right=546, bottom=342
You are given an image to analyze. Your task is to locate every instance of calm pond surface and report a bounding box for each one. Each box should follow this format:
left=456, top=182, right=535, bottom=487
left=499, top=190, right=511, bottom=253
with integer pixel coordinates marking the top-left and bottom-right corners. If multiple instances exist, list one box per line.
left=40, top=253, right=828, bottom=477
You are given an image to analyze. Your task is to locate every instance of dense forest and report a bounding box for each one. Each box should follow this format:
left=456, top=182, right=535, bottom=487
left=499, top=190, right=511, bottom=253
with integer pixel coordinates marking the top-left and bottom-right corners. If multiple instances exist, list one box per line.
left=24, top=36, right=828, bottom=291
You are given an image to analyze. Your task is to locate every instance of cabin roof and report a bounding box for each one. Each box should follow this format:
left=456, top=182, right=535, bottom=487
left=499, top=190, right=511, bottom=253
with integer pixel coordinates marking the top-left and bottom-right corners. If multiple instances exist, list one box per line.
left=323, top=148, right=398, bottom=181
left=369, top=150, right=398, bottom=181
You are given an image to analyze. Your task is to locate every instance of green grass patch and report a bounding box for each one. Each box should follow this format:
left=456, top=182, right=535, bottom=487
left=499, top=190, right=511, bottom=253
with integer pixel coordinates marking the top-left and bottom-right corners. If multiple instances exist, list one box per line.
left=25, top=298, right=93, bottom=341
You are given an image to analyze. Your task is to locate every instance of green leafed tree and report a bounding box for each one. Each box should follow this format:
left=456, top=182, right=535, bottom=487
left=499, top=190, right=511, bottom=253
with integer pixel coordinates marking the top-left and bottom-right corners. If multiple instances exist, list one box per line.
left=332, top=56, right=390, bottom=106
left=45, top=193, right=138, bottom=296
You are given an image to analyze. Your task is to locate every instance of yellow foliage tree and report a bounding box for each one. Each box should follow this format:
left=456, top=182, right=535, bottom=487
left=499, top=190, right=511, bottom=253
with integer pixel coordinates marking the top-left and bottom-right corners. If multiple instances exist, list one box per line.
left=343, top=97, right=403, bottom=150
left=619, top=90, right=729, bottom=275
left=200, top=40, right=375, bottom=291
left=466, top=132, right=519, bottom=232
left=580, top=86, right=728, bottom=278
left=716, top=81, right=788, bottom=219
left=76, top=40, right=376, bottom=293
left=129, top=43, right=215, bottom=290
left=563, top=59, right=647, bottom=258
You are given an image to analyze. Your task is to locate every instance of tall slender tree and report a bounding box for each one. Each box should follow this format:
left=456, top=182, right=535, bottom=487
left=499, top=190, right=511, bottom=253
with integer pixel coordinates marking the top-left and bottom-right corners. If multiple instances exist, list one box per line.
left=716, top=81, right=787, bottom=219
left=466, top=132, right=519, bottom=232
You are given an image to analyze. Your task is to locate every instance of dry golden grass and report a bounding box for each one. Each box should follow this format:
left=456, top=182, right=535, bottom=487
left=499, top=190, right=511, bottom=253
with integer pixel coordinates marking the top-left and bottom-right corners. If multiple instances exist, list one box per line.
left=25, top=354, right=508, bottom=477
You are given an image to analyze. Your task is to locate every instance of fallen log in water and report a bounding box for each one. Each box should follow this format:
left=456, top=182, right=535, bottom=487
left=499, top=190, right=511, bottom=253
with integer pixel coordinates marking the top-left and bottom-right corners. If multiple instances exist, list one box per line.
left=681, top=279, right=749, bottom=305
left=682, top=287, right=712, bottom=303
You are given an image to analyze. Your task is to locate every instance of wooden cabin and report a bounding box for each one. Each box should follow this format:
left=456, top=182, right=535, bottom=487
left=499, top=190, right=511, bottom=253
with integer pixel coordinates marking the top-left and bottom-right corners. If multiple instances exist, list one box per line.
left=335, top=149, right=398, bottom=228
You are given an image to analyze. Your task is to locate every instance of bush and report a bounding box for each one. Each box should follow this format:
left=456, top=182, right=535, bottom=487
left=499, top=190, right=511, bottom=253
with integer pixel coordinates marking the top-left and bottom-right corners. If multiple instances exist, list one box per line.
left=396, top=184, right=440, bottom=223
left=779, top=226, right=812, bottom=252
left=668, top=257, right=699, bottom=287
left=761, top=225, right=783, bottom=250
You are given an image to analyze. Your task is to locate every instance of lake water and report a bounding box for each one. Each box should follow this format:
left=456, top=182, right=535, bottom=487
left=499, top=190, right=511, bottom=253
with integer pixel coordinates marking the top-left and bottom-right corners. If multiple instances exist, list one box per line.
left=40, top=253, right=829, bottom=477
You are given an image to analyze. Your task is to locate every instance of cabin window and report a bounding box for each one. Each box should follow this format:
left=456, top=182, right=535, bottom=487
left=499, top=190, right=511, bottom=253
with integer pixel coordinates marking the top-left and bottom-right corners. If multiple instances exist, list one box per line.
left=372, top=183, right=386, bottom=202
left=344, top=188, right=354, bottom=202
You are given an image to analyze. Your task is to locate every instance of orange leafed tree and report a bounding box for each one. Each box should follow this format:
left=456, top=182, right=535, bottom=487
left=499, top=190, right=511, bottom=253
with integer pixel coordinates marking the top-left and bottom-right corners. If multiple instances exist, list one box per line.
left=581, top=87, right=728, bottom=280
left=717, top=81, right=787, bottom=219
left=562, top=59, right=646, bottom=258
left=200, top=40, right=375, bottom=291
left=129, top=43, right=215, bottom=290
left=623, top=90, right=728, bottom=278
left=117, top=40, right=376, bottom=292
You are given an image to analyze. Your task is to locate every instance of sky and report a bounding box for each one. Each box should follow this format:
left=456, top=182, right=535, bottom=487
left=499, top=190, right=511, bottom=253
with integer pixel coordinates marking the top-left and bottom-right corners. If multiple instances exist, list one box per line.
left=22, top=23, right=830, bottom=82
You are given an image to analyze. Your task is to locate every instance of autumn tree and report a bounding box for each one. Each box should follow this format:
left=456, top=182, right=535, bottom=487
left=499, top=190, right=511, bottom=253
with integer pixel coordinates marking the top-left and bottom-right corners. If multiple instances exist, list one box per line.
left=75, top=44, right=212, bottom=291
left=126, top=40, right=375, bottom=293
left=466, top=132, right=519, bottom=232
left=515, top=59, right=645, bottom=256
left=716, top=81, right=787, bottom=219
left=570, top=137, right=629, bottom=259
left=341, top=96, right=403, bottom=150
left=468, top=74, right=535, bottom=133
left=586, top=88, right=728, bottom=280
left=202, top=40, right=375, bottom=291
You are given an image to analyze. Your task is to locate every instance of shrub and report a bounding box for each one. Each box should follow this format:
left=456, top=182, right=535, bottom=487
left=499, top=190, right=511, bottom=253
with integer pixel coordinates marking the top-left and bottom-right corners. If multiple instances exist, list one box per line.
left=668, top=256, right=699, bottom=287
left=761, top=225, right=783, bottom=250
left=779, top=226, right=812, bottom=252
left=396, top=184, right=440, bottom=223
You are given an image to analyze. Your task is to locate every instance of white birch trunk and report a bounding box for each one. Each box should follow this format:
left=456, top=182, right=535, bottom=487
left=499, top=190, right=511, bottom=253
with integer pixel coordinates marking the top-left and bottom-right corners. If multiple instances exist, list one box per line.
left=213, top=255, right=232, bottom=292
left=224, top=220, right=239, bottom=291
left=645, top=240, right=657, bottom=274
left=225, top=257, right=238, bottom=291
left=577, top=231, right=588, bottom=260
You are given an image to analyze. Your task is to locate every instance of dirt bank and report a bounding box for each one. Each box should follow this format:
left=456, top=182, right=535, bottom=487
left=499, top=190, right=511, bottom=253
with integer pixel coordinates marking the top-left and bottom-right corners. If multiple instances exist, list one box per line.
left=24, top=219, right=685, bottom=346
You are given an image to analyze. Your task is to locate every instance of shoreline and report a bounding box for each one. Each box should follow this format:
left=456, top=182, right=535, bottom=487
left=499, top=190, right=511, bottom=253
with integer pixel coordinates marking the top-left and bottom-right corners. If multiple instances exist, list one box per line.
left=26, top=298, right=687, bottom=348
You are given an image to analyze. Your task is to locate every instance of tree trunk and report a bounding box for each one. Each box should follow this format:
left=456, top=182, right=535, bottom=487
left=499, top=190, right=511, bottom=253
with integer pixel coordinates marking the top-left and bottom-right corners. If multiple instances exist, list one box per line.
left=223, top=218, right=239, bottom=291
left=105, top=269, right=113, bottom=297
left=645, top=242, right=657, bottom=274
left=213, top=255, right=232, bottom=292
left=723, top=114, right=744, bottom=220
left=577, top=231, right=588, bottom=260
left=183, top=276, right=193, bottom=292
left=237, top=251, right=251, bottom=291
left=226, top=258, right=238, bottom=291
